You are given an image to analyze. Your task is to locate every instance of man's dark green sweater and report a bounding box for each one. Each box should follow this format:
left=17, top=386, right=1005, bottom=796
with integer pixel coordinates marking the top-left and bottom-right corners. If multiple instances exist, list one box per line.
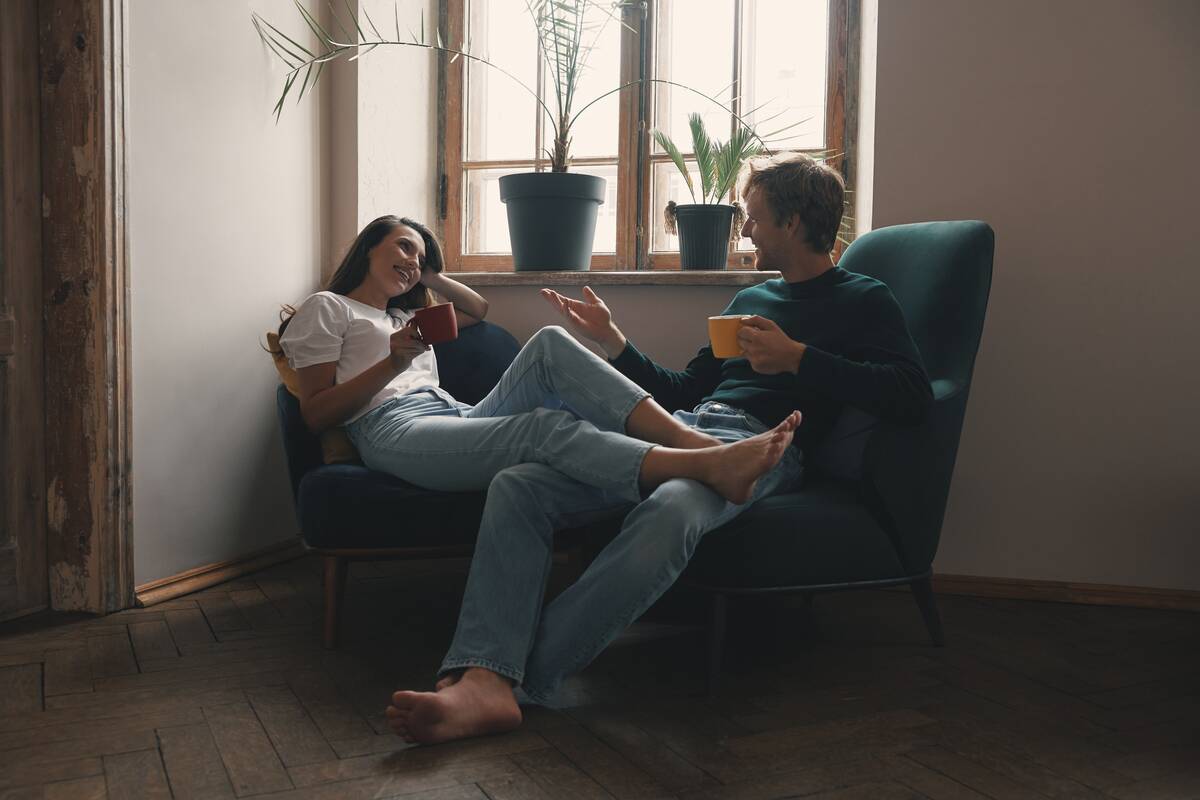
left=609, top=267, right=933, bottom=455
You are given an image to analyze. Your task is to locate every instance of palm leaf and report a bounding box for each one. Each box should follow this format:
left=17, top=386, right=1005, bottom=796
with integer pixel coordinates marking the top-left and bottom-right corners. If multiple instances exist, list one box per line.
left=689, top=114, right=716, bottom=203
left=653, top=129, right=697, bottom=204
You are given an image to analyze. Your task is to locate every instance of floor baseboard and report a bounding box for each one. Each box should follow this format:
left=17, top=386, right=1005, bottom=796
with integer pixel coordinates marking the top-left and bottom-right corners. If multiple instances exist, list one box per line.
left=932, top=573, right=1200, bottom=612
left=135, top=539, right=307, bottom=607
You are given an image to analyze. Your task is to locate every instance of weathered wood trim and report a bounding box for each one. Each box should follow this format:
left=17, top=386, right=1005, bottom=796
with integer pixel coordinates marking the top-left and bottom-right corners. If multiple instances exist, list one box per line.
left=134, top=539, right=307, bottom=607
left=39, top=0, right=132, bottom=612
left=0, top=0, right=49, bottom=616
left=0, top=316, right=13, bottom=356
left=932, top=573, right=1200, bottom=613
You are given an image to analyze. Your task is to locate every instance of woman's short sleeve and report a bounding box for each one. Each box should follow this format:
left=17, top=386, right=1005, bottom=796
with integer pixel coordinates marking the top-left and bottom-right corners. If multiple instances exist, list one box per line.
left=280, top=293, right=348, bottom=369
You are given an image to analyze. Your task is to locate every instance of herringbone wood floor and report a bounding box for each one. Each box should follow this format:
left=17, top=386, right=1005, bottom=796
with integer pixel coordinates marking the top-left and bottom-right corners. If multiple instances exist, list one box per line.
left=1, top=554, right=1198, bottom=799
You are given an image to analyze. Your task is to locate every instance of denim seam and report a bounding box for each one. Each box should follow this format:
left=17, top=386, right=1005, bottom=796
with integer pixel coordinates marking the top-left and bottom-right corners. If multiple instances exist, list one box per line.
left=438, top=657, right=524, bottom=686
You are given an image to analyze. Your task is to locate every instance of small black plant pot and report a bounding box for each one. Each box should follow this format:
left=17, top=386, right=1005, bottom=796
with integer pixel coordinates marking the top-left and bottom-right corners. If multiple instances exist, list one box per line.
left=674, top=203, right=735, bottom=270
left=499, top=172, right=606, bottom=271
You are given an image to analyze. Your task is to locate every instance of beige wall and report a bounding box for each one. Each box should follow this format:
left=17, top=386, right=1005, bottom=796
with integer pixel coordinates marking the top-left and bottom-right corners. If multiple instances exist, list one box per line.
left=870, top=0, right=1200, bottom=589
left=129, top=0, right=325, bottom=583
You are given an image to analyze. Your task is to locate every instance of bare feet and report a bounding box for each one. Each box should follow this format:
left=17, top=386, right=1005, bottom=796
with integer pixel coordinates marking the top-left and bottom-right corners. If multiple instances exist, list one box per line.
left=386, top=668, right=521, bottom=745
left=702, top=411, right=801, bottom=504
left=434, top=672, right=460, bottom=691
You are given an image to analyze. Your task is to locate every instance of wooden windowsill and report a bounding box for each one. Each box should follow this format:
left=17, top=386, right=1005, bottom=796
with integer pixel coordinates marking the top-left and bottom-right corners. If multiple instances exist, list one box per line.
left=450, top=270, right=780, bottom=287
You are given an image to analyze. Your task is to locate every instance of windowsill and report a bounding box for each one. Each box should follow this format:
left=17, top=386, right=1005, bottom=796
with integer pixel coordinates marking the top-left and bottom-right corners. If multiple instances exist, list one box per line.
left=450, top=270, right=780, bottom=287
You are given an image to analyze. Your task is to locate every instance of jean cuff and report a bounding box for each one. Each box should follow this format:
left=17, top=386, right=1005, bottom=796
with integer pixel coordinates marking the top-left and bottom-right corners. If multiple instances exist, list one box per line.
left=615, top=389, right=652, bottom=432
left=438, top=657, right=524, bottom=687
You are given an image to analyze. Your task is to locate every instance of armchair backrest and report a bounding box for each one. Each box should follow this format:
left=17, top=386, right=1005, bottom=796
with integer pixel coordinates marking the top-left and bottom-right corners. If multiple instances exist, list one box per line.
left=838, top=221, right=994, bottom=571
left=275, top=320, right=522, bottom=503
left=840, top=221, right=993, bottom=391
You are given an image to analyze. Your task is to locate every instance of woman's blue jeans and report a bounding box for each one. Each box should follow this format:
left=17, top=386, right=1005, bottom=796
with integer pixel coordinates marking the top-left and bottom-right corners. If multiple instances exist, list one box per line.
left=347, top=326, right=653, bottom=503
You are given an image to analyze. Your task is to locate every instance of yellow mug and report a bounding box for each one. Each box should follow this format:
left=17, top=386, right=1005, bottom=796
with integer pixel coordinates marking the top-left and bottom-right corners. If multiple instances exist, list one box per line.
left=708, top=315, right=749, bottom=358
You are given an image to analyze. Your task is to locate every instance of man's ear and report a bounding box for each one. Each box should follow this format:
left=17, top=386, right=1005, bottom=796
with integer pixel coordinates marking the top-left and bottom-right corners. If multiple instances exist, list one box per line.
left=786, top=213, right=806, bottom=239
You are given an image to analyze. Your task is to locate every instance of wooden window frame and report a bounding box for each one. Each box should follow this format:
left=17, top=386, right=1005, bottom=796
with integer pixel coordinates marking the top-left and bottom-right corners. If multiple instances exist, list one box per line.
left=437, top=0, right=856, bottom=273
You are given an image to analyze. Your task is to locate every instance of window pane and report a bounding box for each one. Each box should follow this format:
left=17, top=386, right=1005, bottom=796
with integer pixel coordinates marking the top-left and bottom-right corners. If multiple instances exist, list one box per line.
left=653, top=0, right=737, bottom=153
left=463, top=164, right=618, bottom=255
left=465, top=1, right=539, bottom=161
left=465, top=1, right=620, bottom=163
left=743, top=0, right=828, bottom=150
left=562, top=11, right=621, bottom=159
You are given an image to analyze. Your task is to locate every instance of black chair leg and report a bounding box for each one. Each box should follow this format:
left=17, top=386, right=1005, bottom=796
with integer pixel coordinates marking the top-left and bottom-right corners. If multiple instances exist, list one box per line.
left=323, top=555, right=348, bottom=649
left=707, top=592, right=728, bottom=695
left=911, top=576, right=945, bottom=646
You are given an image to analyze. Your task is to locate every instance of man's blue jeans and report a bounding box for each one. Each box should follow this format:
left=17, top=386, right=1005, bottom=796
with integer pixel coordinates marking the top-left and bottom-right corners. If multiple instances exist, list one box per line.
left=347, top=325, right=801, bottom=704
left=440, top=406, right=803, bottom=706
left=347, top=326, right=654, bottom=502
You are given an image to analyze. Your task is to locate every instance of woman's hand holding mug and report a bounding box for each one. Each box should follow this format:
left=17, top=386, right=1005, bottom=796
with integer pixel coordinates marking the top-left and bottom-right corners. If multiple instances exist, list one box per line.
left=389, top=320, right=428, bottom=373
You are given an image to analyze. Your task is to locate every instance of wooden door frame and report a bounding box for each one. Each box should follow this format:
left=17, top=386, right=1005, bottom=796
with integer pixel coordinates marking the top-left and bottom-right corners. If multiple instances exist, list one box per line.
left=39, top=0, right=132, bottom=612
left=0, top=0, right=49, bottom=620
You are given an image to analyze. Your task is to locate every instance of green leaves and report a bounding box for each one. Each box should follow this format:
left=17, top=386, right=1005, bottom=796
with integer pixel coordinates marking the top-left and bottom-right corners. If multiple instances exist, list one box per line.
left=654, top=114, right=764, bottom=205
left=653, top=129, right=696, bottom=203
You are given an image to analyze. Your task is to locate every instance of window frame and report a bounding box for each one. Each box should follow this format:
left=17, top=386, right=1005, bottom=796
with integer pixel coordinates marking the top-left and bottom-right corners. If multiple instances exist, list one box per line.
left=437, top=0, right=856, bottom=272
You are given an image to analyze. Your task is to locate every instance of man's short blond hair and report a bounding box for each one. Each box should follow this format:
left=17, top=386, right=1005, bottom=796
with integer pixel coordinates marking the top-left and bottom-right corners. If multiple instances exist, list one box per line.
left=742, top=153, right=845, bottom=254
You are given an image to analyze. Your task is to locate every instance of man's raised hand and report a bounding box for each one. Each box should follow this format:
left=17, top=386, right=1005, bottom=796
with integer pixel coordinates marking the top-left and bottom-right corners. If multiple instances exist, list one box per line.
left=540, top=286, right=628, bottom=359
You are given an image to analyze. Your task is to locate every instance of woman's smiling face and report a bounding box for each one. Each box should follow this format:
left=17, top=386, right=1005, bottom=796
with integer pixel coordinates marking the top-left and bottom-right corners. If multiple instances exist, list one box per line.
left=366, top=224, right=426, bottom=298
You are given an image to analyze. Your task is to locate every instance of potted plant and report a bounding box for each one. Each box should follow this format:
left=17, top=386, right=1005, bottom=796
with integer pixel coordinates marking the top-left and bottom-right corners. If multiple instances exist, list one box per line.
left=654, top=113, right=764, bottom=270
left=253, top=0, right=632, bottom=271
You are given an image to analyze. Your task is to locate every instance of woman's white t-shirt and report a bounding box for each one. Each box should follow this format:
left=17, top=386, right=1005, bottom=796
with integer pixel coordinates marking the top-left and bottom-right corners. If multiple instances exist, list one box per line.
left=279, top=291, right=440, bottom=423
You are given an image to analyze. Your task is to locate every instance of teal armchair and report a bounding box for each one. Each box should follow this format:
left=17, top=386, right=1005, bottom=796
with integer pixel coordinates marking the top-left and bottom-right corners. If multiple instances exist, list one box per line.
left=684, top=220, right=995, bottom=691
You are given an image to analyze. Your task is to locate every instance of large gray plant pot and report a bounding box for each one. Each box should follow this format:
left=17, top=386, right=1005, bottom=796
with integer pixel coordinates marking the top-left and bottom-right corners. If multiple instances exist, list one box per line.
left=499, top=172, right=605, bottom=271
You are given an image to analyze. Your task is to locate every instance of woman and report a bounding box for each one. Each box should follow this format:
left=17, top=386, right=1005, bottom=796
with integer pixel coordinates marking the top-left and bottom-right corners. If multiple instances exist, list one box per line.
left=278, top=214, right=800, bottom=507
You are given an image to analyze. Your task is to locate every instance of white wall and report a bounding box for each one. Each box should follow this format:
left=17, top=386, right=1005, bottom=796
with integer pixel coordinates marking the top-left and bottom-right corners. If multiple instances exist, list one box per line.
left=129, top=0, right=325, bottom=583
left=869, top=0, right=1200, bottom=589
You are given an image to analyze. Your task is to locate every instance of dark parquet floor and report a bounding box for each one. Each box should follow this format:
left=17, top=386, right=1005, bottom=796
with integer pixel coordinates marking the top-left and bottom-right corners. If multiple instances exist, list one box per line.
left=1, top=553, right=1198, bottom=799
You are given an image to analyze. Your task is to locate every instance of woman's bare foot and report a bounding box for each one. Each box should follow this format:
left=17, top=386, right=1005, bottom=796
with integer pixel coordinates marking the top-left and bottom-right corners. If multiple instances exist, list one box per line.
left=701, top=411, right=801, bottom=504
left=385, top=668, right=521, bottom=745
left=674, top=427, right=724, bottom=449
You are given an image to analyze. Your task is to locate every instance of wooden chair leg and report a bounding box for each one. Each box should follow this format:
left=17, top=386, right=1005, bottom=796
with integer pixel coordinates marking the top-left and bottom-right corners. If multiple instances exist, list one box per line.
left=323, top=555, right=348, bottom=649
left=911, top=576, right=945, bottom=646
left=707, top=592, right=728, bottom=696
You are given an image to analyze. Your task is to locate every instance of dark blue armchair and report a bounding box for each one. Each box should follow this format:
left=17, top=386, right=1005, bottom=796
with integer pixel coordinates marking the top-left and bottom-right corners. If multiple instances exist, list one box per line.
left=276, top=321, right=523, bottom=647
left=682, top=220, right=994, bottom=690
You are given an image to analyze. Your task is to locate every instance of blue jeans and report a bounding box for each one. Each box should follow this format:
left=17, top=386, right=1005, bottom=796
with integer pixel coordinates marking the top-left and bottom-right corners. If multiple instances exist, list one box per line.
left=440, top=401, right=803, bottom=705
left=346, top=326, right=654, bottom=502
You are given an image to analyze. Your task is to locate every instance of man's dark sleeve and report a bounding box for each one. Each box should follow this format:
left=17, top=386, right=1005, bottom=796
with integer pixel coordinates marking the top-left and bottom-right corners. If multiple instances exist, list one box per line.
left=609, top=340, right=724, bottom=413
left=793, top=287, right=933, bottom=423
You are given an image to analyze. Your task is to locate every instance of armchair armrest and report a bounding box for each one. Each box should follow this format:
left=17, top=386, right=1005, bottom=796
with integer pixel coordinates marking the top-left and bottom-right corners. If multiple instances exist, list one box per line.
left=858, top=379, right=970, bottom=572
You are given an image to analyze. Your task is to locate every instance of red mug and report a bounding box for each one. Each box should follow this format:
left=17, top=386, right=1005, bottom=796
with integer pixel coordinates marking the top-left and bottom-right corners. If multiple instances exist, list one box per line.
left=413, top=302, right=458, bottom=345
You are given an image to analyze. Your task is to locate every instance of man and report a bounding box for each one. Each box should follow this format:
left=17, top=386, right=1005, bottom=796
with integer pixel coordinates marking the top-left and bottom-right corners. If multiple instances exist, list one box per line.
left=387, top=153, right=932, bottom=744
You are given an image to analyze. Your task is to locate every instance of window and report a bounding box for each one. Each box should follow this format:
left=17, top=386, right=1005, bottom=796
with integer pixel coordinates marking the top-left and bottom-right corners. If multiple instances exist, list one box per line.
left=439, top=0, right=855, bottom=271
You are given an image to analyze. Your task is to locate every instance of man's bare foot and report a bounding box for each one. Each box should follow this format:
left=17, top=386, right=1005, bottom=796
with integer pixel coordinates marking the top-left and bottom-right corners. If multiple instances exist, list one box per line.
left=434, top=672, right=460, bottom=691
left=385, top=668, right=521, bottom=745
left=702, top=411, right=800, bottom=504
